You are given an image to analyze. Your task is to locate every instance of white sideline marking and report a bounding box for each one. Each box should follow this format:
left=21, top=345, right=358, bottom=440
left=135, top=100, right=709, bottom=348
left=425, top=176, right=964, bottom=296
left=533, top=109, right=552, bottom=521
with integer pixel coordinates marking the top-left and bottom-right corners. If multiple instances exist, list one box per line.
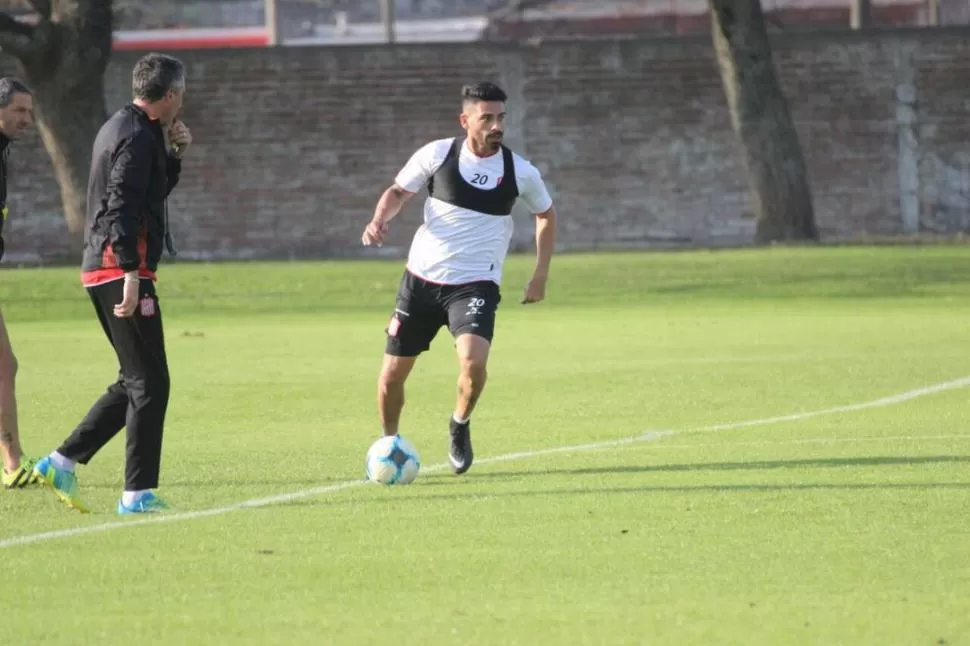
left=690, top=375, right=970, bottom=433
left=2, top=375, right=968, bottom=550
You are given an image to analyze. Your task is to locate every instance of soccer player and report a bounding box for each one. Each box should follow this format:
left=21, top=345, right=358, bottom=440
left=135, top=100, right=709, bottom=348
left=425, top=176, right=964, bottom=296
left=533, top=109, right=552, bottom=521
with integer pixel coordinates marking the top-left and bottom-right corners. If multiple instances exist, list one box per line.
left=361, top=81, right=557, bottom=475
left=0, top=77, right=38, bottom=489
left=33, top=53, right=191, bottom=514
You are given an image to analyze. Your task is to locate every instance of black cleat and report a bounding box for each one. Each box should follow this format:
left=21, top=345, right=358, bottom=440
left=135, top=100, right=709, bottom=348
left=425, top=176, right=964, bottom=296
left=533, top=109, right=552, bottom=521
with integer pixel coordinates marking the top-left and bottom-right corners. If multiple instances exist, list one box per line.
left=449, top=418, right=474, bottom=475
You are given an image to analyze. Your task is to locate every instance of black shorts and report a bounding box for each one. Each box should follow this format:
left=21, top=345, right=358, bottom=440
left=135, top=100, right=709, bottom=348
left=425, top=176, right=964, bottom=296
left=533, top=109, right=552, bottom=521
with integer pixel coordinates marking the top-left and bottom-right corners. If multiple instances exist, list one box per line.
left=385, top=270, right=502, bottom=357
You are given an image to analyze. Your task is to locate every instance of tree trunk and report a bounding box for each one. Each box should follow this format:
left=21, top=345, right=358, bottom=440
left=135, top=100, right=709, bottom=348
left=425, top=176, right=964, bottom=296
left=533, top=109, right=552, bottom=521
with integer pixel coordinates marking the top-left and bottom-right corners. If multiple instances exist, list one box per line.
left=0, top=0, right=112, bottom=241
left=709, top=0, right=818, bottom=243
left=21, top=52, right=108, bottom=236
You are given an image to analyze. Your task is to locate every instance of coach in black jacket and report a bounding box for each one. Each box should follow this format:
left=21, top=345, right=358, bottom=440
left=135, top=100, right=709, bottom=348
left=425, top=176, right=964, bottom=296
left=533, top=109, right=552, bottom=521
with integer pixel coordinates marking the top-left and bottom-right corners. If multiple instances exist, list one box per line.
left=34, top=53, right=192, bottom=514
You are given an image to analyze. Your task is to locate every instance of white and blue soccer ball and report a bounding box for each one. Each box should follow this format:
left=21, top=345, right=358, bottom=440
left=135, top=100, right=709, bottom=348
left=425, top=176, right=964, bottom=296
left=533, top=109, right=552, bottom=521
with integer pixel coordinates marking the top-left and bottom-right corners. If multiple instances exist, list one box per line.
left=366, top=435, right=421, bottom=485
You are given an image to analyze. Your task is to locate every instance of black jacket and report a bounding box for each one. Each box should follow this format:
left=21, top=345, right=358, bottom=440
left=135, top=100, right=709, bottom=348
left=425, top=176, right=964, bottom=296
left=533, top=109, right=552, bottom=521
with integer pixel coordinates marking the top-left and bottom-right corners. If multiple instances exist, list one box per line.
left=0, top=132, right=11, bottom=260
left=82, top=103, right=180, bottom=277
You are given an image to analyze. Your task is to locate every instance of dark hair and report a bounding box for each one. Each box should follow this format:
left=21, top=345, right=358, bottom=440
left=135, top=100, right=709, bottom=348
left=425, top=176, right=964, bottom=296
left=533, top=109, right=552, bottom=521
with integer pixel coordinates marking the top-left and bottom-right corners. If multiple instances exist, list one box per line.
left=0, top=77, right=31, bottom=108
left=132, top=53, right=186, bottom=102
left=461, top=82, right=507, bottom=105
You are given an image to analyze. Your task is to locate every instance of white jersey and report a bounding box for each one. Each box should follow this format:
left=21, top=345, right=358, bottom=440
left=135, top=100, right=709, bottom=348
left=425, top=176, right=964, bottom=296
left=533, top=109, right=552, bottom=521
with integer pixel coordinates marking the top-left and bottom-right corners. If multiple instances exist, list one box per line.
left=394, top=137, right=553, bottom=286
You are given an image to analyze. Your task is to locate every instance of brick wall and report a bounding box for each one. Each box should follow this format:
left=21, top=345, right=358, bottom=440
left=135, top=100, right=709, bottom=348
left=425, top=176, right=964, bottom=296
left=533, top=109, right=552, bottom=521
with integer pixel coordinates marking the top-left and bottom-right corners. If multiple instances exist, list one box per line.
left=4, top=28, right=970, bottom=264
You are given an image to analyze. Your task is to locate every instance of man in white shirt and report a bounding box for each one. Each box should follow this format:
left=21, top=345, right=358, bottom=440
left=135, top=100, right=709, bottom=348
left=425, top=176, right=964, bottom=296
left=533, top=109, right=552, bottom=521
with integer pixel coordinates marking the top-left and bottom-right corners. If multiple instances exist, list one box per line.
left=361, top=82, right=557, bottom=475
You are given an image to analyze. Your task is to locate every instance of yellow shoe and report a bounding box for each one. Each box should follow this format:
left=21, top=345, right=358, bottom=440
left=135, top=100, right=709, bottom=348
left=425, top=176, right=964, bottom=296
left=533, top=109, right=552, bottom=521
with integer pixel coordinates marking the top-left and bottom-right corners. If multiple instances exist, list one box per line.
left=2, top=457, right=40, bottom=489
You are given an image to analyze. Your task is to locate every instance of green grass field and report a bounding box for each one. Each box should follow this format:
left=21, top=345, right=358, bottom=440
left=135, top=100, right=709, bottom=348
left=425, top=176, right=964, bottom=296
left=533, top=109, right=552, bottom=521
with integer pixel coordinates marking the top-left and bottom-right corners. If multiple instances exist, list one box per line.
left=1, top=247, right=968, bottom=645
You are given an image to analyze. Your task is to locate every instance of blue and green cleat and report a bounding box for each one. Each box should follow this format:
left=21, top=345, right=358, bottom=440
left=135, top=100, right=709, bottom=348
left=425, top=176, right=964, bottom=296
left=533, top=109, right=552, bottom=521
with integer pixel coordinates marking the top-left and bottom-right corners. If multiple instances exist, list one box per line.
left=32, top=456, right=91, bottom=513
left=117, top=491, right=169, bottom=515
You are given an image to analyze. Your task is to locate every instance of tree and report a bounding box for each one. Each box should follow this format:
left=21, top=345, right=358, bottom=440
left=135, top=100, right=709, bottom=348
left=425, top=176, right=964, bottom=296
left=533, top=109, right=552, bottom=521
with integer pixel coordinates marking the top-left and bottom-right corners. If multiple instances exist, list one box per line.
left=709, top=0, right=818, bottom=243
left=0, top=0, right=113, bottom=238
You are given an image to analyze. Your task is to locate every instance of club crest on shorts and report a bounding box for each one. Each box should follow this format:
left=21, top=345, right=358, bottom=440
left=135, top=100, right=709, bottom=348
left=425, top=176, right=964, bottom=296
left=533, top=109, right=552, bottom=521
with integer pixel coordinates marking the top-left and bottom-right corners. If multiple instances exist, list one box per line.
left=139, top=295, right=157, bottom=317
left=387, top=316, right=401, bottom=337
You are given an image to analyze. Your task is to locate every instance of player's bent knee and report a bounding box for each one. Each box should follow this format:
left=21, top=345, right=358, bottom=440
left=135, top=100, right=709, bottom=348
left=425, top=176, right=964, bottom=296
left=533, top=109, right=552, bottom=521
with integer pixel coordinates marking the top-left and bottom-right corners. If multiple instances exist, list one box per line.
left=459, top=356, right=488, bottom=380
left=380, top=355, right=416, bottom=386
left=0, top=351, right=17, bottom=383
left=455, top=333, right=491, bottom=365
left=456, top=346, right=489, bottom=389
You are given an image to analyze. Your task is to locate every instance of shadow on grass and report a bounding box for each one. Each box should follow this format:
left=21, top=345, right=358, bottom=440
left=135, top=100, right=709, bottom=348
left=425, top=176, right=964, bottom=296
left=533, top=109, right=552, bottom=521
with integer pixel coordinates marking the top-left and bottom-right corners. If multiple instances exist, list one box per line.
left=419, top=455, right=970, bottom=482
left=267, top=455, right=970, bottom=509
left=276, top=480, right=970, bottom=509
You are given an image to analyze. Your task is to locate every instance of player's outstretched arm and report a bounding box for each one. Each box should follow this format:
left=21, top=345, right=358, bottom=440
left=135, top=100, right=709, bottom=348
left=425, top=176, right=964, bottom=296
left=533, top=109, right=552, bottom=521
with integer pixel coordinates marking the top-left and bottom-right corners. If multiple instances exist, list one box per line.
left=361, top=184, right=414, bottom=247
left=522, top=205, right=556, bottom=304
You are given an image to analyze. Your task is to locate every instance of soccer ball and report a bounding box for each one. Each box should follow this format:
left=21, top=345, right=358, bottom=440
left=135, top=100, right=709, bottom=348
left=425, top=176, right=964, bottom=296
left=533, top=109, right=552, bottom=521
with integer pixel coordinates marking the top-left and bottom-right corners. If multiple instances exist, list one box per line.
left=366, top=435, right=421, bottom=485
